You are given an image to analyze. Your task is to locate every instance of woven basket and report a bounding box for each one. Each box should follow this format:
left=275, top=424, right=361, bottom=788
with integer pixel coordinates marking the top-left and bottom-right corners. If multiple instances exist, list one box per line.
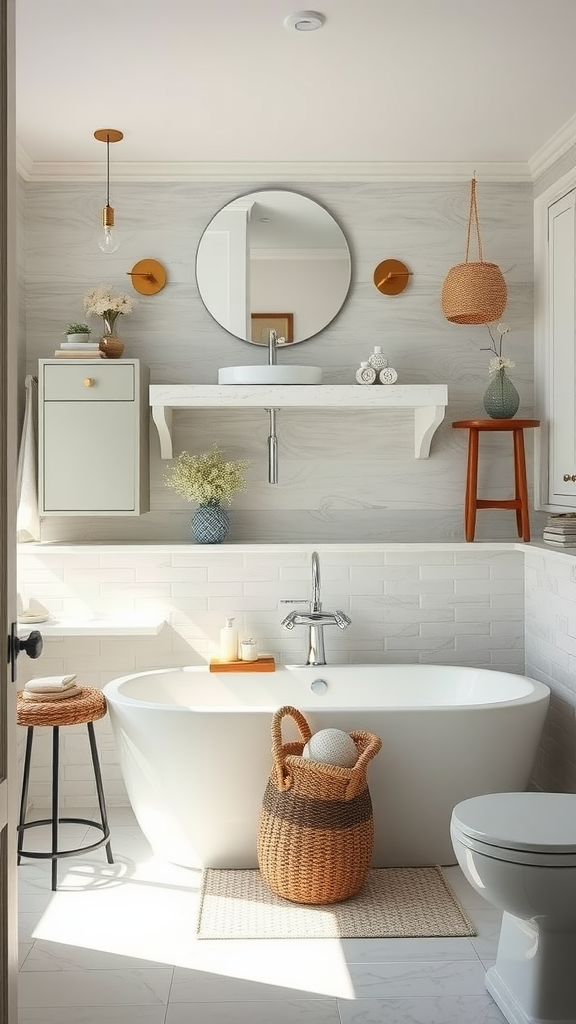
left=257, top=705, right=382, bottom=905
left=441, top=177, right=507, bottom=325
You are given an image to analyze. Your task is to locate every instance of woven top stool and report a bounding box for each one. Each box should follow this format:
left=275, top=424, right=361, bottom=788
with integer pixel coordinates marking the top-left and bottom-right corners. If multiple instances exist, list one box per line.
left=16, top=686, right=114, bottom=890
left=452, top=419, right=540, bottom=542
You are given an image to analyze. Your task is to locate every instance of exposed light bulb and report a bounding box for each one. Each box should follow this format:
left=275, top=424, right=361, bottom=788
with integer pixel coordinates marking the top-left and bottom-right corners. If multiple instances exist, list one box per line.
left=98, top=205, right=119, bottom=254
left=99, top=226, right=119, bottom=254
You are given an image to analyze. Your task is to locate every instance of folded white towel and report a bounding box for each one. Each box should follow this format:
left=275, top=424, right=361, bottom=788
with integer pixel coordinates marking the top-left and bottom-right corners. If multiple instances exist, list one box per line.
left=22, top=685, right=82, bottom=702
left=25, top=675, right=77, bottom=693
left=16, top=374, right=40, bottom=543
left=18, top=599, right=50, bottom=622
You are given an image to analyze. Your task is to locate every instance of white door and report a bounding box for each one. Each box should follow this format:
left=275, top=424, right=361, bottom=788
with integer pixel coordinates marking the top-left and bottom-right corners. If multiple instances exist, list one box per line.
left=1, top=1, right=19, bottom=1019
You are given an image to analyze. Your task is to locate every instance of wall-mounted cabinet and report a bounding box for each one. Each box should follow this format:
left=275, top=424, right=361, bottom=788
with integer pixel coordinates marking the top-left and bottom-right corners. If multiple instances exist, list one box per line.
left=149, top=383, right=448, bottom=460
left=535, top=172, right=576, bottom=511
left=39, top=359, right=150, bottom=516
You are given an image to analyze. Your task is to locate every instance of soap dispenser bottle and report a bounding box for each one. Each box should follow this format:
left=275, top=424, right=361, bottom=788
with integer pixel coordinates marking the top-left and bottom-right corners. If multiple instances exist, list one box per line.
left=219, top=617, right=238, bottom=662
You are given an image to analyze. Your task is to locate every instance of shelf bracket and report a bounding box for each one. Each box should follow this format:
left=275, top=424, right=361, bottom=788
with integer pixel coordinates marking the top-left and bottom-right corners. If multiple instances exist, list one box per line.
left=151, top=405, right=174, bottom=459
left=414, top=405, right=446, bottom=458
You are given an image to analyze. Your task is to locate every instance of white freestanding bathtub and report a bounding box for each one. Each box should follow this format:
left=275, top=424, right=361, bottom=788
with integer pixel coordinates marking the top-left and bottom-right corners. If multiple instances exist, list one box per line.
left=103, top=664, right=550, bottom=869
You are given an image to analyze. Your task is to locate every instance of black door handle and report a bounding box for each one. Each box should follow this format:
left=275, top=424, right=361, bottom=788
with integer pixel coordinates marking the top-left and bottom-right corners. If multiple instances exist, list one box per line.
left=7, top=623, right=44, bottom=682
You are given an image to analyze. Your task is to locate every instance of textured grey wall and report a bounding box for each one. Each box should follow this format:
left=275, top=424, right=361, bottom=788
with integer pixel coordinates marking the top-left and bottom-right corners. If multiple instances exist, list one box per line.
left=24, top=178, right=538, bottom=543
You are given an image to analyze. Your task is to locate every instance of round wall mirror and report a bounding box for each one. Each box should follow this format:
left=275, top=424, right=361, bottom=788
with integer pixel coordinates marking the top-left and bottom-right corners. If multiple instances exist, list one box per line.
left=196, top=189, right=351, bottom=346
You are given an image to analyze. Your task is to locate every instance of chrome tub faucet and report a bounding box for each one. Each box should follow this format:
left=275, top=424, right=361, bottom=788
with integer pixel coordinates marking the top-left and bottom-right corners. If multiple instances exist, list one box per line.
left=280, top=551, right=351, bottom=666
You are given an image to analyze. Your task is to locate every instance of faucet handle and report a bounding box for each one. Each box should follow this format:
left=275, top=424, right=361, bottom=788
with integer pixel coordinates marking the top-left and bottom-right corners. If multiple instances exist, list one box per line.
left=333, top=610, right=352, bottom=629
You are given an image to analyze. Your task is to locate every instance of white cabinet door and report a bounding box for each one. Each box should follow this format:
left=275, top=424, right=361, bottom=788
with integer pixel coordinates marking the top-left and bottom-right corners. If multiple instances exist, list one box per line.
left=535, top=175, right=576, bottom=511
left=43, top=401, right=136, bottom=511
left=39, top=359, right=150, bottom=516
left=548, top=189, right=576, bottom=506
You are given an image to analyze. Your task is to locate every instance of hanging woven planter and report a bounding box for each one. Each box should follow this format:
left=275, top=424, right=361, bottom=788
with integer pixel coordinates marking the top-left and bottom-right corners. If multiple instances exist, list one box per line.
left=441, top=176, right=507, bottom=325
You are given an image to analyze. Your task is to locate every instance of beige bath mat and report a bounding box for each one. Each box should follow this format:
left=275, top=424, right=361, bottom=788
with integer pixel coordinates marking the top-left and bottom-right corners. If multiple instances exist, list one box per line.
left=196, top=865, right=476, bottom=939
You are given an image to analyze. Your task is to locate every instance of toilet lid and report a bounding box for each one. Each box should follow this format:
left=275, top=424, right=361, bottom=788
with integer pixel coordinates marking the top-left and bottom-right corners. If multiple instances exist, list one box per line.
left=451, top=792, right=576, bottom=854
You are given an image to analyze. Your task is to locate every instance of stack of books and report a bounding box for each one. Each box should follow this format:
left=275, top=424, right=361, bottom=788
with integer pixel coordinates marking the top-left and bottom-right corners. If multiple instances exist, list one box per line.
left=54, top=341, right=105, bottom=359
left=542, top=514, right=576, bottom=546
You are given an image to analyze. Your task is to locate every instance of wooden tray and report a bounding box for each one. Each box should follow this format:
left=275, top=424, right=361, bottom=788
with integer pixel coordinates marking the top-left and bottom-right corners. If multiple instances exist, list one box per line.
left=209, top=656, right=275, bottom=673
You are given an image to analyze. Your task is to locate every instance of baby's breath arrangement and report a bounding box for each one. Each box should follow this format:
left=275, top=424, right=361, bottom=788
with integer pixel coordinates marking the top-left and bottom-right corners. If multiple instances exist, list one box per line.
left=165, top=445, right=250, bottom=506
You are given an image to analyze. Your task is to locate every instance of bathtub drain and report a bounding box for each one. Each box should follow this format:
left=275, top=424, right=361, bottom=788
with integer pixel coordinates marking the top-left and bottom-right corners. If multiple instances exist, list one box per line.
left=311, top=678, right=328, bottom=695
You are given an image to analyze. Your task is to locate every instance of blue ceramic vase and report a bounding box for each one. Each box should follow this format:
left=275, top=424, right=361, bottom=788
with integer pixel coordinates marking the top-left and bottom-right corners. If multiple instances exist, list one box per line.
left=191, top=502, right=230, bottom=544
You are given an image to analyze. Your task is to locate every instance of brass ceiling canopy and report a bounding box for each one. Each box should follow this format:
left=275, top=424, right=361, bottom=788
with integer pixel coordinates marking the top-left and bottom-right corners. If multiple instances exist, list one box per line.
left=127, top=258, right=167, bottom=295
left=93, top=128, right=124, bottom=144
left=373, top=259, right=413, bottom=295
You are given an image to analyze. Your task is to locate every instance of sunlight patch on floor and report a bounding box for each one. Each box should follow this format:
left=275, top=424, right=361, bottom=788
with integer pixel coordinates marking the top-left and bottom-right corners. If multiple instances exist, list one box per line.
left=29, top=853, right=355, bottom=997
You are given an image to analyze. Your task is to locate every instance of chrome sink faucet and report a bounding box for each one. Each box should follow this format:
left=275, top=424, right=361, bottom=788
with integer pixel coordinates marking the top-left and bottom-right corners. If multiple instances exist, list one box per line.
left=280, top=551, right=352, bottom=666
left=268, top=329, right=277, bottom=365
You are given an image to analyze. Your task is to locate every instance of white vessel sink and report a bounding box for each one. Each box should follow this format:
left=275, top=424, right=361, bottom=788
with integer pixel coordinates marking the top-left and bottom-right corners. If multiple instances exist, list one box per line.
left=218, top=365, right=323, bottom=385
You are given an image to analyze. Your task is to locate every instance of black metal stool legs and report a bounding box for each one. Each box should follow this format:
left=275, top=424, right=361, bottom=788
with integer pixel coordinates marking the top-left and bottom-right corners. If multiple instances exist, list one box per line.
left=17, top=726, right=34, bottom=863
left=87, top=721, right=113, bottom=865
left=17, top=723, right=114, bottom=890
left=51, top=725, right=60, bottom=890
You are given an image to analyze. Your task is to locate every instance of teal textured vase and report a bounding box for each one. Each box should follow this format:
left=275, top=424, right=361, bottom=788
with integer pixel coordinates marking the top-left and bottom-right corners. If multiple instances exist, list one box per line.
left=191, top=502, right=230, bottom=544
left=483, top=368, right=520, bottom=419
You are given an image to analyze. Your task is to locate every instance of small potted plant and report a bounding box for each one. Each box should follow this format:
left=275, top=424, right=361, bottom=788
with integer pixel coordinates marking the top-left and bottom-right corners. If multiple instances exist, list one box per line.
left=65, top=323, right=92, bottom=344
left=165, top=444, right=250, bottom=544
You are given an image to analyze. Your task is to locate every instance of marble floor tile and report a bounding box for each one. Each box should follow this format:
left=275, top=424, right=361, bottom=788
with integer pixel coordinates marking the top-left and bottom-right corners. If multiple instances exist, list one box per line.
left=18, top=942, right=34, bottom=969
left=339, top=935, right=481, bottom=964
left=165, top=999, right=342, bottom=1023
left=17, top=966, right=173, bottom=1008
left=170, top=965, right=349, bottom=1003
left=337, top=994, right=507, bottom=1023
left=346, top=960, right=489, bottom=999
left=20, top=938, right=169, bottom=972
left=16, top=815, right=507, bottom=1024
left=18, top=1007, right=167, bottom=1024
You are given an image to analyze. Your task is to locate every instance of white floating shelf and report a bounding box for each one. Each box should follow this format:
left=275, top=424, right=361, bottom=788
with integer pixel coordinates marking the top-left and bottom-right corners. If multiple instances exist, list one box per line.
left=149, top=384, right=448, bottom=460
left=18, top=618, right=166, bottom=637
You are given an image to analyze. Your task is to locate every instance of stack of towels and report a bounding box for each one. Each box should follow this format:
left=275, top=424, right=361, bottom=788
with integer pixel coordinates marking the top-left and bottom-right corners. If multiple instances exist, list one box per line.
left=22, top=675, right=81, bottom=701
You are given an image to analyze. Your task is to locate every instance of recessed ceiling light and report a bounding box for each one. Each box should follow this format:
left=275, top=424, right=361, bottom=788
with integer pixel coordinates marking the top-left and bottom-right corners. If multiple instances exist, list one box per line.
left=284, top=11, right=325, bottom=32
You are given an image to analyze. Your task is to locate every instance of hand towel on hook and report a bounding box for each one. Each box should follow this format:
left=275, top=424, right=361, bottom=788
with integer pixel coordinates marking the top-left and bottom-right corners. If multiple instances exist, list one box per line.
left=16, top=374, right=40, bottom=542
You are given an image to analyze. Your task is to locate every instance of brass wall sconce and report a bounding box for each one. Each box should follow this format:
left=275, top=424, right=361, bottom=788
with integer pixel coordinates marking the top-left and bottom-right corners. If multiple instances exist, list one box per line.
left=126, top=259, right=167, bottom=295
left=373, top=259, right=413, bottom=295
left=94, top=128, right=123, bottom=254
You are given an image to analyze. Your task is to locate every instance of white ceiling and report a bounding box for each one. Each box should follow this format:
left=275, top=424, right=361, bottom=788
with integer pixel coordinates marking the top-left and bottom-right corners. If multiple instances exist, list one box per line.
left=14, top=0, right=576, bottom=179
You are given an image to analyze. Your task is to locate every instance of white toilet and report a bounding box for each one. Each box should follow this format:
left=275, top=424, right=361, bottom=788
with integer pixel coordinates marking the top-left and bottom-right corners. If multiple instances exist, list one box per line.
left=450, top=792, right=576, bottom=1024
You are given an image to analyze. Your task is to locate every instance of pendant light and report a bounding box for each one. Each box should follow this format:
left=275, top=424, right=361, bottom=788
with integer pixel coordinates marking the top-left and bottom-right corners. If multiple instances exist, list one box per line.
left=94, top=128, right=123, bottom=254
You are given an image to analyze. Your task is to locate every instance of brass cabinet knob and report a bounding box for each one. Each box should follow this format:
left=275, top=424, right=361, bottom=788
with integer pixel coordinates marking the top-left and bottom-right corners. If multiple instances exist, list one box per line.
left=563, top=473, right=576, bottom=482
left=83, top=378, right=94, bottom=387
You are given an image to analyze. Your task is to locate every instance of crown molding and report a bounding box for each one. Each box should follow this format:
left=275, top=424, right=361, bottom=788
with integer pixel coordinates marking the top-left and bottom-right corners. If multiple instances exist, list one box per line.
left=15, top=152, right=533, bottom=184
left=529, top=113, right=576, bottom=181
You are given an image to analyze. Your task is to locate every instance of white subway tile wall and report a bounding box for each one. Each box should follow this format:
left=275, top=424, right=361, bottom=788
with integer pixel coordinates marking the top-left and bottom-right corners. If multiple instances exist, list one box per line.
left=17, top=543, right=526, bottom=808
left=525, top=547, right=576, bottom=792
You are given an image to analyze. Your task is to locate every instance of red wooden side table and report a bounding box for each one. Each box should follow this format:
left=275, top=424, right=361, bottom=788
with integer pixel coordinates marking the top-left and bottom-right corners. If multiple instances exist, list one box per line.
left=452, top=419, right=540, bottom=542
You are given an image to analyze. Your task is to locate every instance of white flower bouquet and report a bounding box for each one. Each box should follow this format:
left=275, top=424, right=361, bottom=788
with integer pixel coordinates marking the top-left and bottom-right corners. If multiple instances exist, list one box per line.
left=481, top=322, right=515, bottom=374
left=165, top=445, right=250, bottom=506
left=83, top=285, right=134, bottom=318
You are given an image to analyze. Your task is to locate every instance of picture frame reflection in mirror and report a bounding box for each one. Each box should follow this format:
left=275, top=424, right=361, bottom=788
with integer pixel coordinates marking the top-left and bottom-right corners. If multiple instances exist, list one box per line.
left=251, top=313, right=294, bottom=344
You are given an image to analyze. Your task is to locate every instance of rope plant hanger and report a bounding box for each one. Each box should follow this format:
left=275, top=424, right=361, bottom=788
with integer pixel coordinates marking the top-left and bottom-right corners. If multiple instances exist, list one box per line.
left=441, top=175, right=507, bottom=325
